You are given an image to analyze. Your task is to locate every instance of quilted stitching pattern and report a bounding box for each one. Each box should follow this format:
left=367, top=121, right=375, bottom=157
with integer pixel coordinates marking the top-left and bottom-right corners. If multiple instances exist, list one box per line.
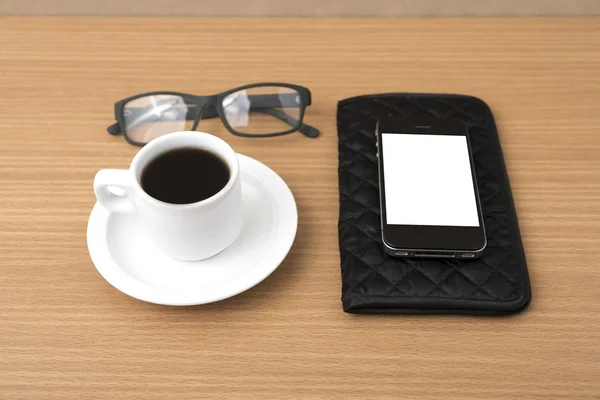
left=337, top=94, right=530, bottom=314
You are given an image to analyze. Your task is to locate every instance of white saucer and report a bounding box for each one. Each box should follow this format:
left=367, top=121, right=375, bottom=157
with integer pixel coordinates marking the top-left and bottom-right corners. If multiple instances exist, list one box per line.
left=87, top=154, right=298, bottom=306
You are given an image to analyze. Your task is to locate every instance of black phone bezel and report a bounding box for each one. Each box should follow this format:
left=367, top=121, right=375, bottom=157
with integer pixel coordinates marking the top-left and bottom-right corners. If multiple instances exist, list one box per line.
left=376, top=117, right=486, bottom=252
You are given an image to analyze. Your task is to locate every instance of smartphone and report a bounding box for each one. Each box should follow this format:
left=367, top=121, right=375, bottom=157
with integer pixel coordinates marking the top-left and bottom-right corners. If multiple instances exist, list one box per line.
left=376, top=117, right=486, bottom=259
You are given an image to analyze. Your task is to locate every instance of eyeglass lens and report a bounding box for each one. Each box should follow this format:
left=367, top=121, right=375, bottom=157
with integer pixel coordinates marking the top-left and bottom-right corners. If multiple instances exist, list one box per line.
left=220, top=86, right=302, bottom=135
left=123, top=95, right=197, bottom=144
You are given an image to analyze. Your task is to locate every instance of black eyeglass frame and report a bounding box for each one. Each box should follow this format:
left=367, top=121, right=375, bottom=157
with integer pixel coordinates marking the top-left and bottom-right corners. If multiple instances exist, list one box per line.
left=107, top=82, right=319, bottom=146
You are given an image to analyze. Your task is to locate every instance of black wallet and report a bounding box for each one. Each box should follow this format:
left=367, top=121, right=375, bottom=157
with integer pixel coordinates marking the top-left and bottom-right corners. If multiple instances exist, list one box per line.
left=337, top=93, right=531, bottom=315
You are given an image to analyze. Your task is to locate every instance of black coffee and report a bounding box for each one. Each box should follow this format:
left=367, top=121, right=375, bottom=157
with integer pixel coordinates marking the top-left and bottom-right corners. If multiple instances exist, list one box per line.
left=141, top=148, right=230, bottom=204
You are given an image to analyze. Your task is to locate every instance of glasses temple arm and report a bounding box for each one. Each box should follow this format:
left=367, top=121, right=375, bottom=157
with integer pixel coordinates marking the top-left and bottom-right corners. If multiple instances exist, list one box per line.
left=251, top=108, right=319, bottom=138
left=107, top=122, right=121, bottom=135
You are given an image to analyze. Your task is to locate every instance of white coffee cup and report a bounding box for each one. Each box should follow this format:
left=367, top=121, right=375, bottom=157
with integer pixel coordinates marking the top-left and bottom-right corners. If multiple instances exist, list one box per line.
left=93, top=131, right=243, bottom=261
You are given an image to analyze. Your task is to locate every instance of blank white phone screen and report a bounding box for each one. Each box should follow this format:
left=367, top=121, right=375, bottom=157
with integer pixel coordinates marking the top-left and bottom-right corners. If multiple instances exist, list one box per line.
left=381, top=133, right=480, bottom=227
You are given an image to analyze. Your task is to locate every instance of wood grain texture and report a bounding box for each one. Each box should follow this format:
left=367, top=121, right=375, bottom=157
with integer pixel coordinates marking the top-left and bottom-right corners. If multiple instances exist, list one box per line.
left=2, top=0, right=600, bottom=17
left=0, top=17, right=599, bottom=400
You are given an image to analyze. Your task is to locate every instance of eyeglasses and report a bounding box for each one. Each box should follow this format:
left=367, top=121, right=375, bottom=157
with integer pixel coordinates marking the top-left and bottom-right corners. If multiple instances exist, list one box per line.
left=106, top=83, right=319, bottom=146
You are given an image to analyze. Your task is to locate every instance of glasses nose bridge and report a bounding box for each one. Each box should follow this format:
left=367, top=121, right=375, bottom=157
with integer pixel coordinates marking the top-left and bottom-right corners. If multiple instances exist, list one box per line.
left=195, top=94, right=218, bottom=106
left=190, top=96, right=220, bottom=132
left=195, top=95, right=219, bottom=117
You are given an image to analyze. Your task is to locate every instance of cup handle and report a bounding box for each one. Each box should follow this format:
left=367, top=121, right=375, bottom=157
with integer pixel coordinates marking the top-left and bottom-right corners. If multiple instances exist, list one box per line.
left=93, top=169, right=136, bottom=213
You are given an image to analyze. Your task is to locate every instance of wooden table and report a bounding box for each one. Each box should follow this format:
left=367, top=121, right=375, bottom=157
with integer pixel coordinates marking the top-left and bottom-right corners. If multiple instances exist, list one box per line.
left=1, top=17, right=599, bottom=400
